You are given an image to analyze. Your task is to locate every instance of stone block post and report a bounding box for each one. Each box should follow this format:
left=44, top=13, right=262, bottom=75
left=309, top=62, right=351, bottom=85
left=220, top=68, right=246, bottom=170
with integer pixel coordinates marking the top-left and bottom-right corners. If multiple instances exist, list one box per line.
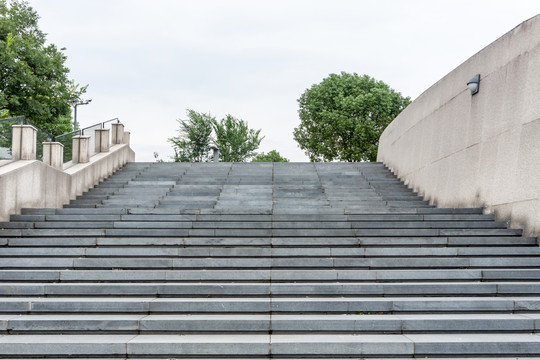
left=72, top=135, right=91, bottom=164
left=11, top=125, right=37, bottom=160
left=111, top=123, right=124, bottom=145
left=95, top=128, right=110, bottom=153
left=123, top=131, right=131, bottom=145
left=42, top=142, right=64, bottom=170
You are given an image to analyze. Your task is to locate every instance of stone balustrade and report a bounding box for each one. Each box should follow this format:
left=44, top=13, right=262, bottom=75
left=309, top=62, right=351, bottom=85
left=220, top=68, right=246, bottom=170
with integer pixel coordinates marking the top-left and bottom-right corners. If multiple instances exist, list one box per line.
left=0, top=123, right=135, bottom=221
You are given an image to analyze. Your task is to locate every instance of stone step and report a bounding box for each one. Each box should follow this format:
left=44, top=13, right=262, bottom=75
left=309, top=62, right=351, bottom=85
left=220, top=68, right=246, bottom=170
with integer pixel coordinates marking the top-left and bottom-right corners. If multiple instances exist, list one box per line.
left=92, top=183, right=126, bottom=189
left=1, top=333, right=540, bottom=357
left=3, top=256, right=540, bottom=269
left=99, top=200, right=161, bottom=207
left=4, top=220, right=510, bottom=230
left=1, top=269, right=539, bottom=282
left=3, top=236, right=536, bottom=247
left=8, top=213, right=498, bottom=223
left=2, top=313, right=539, bottom=334
left=19, top=207, right=484, bottom=216
left=102, top=194, right=166, bottom=200
left=3, top=228, right=520, bottom=237
left=2, top=282, right=540, bottom=296
left=2, top=246, right=540, bottom=258
left=75, top=195, right=108, bottom=200
left=3, top=296, right=539, bottom=314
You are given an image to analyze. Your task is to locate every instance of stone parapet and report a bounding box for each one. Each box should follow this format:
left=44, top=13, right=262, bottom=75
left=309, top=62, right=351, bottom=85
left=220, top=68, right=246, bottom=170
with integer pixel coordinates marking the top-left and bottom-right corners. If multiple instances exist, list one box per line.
left=0, top=143, right=135, bottom=222
left=378, top=14, right=540, bottom=237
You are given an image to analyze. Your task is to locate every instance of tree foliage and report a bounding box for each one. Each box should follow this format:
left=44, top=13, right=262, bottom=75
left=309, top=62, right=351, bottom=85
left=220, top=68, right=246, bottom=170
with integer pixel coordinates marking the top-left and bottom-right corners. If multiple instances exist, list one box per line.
left=293, top=72, right=411, bottom=162
left=212, top=115, right=263, bottom=162
left=0, top=0, right=86, bottom=135
left=252, top=150, right=289, bottom=162
left=168, top=110, right=264, bottom=163
left=168, top=109, right=214, bottom=162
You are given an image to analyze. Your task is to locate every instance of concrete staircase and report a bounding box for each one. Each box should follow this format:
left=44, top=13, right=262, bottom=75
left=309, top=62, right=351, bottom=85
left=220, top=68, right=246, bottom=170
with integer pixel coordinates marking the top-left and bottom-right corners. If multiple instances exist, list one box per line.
left=1, top=161, right=540, bottom=358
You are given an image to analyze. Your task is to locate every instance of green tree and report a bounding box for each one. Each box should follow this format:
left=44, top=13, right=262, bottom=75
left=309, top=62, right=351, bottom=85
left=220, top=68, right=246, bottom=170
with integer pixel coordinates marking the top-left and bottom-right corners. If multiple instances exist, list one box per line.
left=0, top=0, right=86, bottom=135
left=168, top=109, right=214, bottom=162
left=213, top=115, right=263, bottom=162
left=252, top=150, right=289, bottom=162
left=293, top=72, right=410, bottom=162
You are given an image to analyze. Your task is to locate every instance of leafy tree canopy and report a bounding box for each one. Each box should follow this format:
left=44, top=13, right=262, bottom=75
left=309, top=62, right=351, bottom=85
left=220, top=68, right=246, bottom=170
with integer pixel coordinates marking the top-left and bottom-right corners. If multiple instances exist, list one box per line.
left=252, top=150, right=289, bottom=162
left=213, top=114, right=263, bottom=162
left=0, top=0, right=86, bottom=135
left=293, top=72, right=410, bottom=162
left=168, top=109, right=214, bottom=162
left=168, top=110, right=264, bottom=163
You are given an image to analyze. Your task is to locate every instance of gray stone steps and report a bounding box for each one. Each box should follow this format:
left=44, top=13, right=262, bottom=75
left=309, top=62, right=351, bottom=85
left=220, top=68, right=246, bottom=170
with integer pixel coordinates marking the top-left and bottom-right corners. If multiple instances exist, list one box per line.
left=1, top=269, right=539, bottom=282
left=1, top=333, right=540, bottom=357
left=3, top=236, right=536, bottom=247
left=3, top=257, right=540, bottom=269
left=1, top=246, right=539, bottom=258
left=3, top=220, right=509, bottom=230
left=2, top=281, right=540, bottom=296
left=3, top=296, right=540, bottom=314
left=1, top=228, right=521, bottom=237
left=2, top=313, right=539, bottom=334
left=10, top=213, right=498, bottom=222
left=20, top=206, right=484, bottom=216
left=75, top=195, right=109, bottom=200
left=2, top=162, right=539, bottom=358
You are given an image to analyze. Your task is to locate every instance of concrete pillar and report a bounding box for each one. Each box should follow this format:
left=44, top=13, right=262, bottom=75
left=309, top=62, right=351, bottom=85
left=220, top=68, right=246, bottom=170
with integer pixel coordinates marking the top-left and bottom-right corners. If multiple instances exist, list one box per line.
left=42, top=142, right=64, bottom=170
left=211, top=147, right=219, bottom=163
left=12, top=125, right=37, bottom=160
left=123, top=131, right=131, bottom=145
left=95, top=128, right=110, bottom=153
left=111, top=123, right=124, bottom=145
left=72, top=135, right=91, bottom=164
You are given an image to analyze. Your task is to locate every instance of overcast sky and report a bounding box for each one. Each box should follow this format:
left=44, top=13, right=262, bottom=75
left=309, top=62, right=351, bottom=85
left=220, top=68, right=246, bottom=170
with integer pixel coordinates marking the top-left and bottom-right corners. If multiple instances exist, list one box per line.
left=26, top=0, right=540, bottom=162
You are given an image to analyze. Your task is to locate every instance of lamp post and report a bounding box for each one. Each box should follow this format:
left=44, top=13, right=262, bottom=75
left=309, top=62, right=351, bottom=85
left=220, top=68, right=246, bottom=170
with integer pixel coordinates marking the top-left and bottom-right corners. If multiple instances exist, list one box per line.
left=71, top=99, right=92, bottom=131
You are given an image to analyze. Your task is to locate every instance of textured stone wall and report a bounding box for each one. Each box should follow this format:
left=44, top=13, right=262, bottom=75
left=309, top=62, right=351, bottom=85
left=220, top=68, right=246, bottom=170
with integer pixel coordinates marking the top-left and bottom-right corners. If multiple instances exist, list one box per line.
left=378, top=14, right=540, bottom=237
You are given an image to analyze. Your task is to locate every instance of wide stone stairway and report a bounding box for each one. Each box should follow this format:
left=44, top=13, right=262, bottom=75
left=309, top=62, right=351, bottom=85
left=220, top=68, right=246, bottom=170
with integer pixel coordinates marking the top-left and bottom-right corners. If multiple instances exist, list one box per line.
left=1, top=162, right=540, bottom=359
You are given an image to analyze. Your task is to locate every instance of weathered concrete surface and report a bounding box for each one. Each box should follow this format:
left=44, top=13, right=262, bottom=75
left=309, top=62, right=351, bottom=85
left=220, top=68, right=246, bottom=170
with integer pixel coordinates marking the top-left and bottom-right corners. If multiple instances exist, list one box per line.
left=378, top=14, right=540, bottom=237
left=72, top=135, right=91, bottom=164
left=42, top=142, right=64, bottom=170
left=111, top=123, right=124, bottom=145
left=94, top=128, right=110, bottom=153
left=0, top=143, right=135, bottom=221
left=11, top=125, right=37, bottom=161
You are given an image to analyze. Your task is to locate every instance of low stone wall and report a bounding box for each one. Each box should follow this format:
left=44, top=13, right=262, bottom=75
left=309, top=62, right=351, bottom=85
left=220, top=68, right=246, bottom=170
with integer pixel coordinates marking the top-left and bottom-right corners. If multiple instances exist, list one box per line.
left=377, top=15, right=540, bottom=237
left=0, top=144, right=135, bottom=221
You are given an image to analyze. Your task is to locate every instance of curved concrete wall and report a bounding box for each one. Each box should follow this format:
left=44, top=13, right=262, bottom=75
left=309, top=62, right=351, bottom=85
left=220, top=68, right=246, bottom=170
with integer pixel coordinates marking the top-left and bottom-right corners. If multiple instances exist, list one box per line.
left=378, top=15, right=540, bottom=237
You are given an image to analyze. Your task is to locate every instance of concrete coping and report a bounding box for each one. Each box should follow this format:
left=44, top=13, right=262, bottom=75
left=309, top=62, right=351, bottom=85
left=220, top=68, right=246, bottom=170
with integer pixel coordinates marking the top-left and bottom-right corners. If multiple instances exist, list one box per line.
left=64, top=143, right=128, bottom=173
left=0, top=160, right=13, bottom=168
left=0, top=160, right=37, bottom=176
left=42, top=141, right=64, bottom=147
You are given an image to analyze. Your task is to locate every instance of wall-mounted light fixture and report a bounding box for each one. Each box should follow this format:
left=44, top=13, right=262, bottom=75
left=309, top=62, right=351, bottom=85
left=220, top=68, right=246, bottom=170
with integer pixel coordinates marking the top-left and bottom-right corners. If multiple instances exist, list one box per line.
left=467, top=74, right=480, bottom=95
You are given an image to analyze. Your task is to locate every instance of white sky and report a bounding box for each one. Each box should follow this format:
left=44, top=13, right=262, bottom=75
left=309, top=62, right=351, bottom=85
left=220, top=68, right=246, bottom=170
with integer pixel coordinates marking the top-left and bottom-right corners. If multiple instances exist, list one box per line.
left=26, top=0, right=540, bottom=162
